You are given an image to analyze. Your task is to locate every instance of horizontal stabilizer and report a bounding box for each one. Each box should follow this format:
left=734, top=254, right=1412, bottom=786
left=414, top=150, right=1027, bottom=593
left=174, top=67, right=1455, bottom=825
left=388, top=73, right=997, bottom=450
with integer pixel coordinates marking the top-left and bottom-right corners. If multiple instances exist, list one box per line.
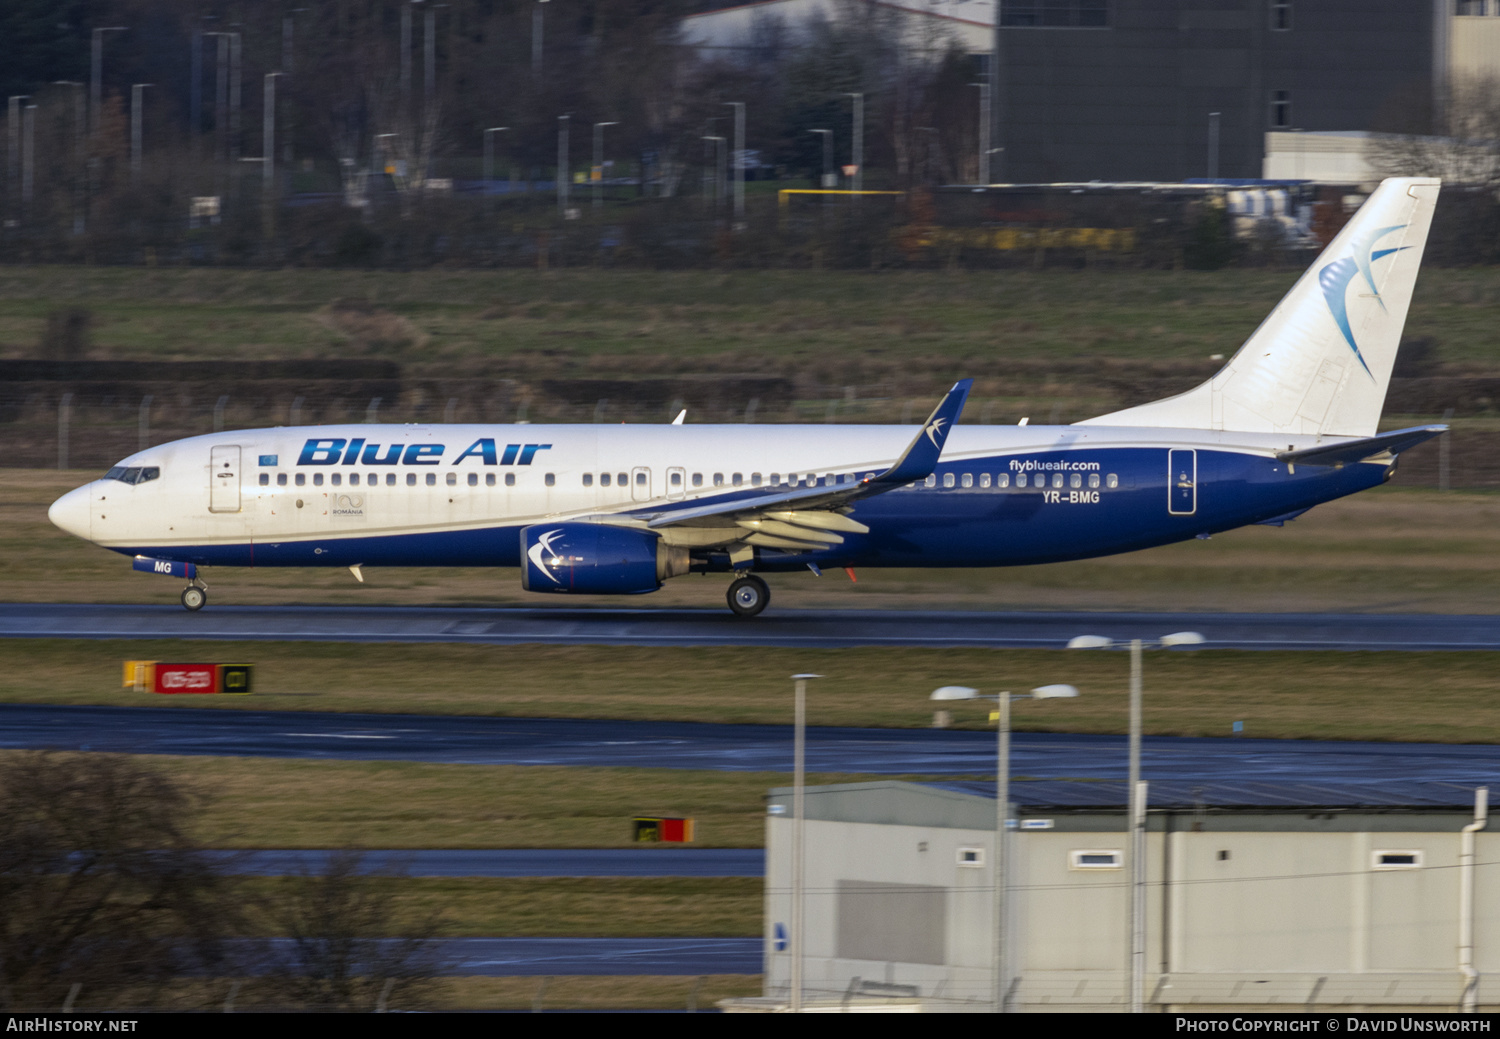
left=1276, top=425, right=1446, bottom=467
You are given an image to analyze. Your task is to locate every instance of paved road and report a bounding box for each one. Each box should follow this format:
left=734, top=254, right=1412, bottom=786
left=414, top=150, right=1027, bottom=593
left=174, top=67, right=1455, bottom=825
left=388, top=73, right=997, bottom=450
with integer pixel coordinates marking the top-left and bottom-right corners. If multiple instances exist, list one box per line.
left=5, top=603, right=1500, bottom=650
left=212, top=848, right=762, bottom=877
left=7, top=704, right=1500, bottom=792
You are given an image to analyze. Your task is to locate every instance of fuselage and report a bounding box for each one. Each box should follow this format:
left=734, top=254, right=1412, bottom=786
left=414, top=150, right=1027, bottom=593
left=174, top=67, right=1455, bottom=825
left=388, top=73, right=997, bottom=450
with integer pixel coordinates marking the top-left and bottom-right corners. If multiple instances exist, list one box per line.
left=47, top=421, right=1389, bottom=575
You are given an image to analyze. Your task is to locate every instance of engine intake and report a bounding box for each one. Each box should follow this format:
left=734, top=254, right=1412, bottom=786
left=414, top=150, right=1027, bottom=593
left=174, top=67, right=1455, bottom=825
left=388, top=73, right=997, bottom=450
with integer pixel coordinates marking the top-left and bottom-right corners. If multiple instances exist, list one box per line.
left=520, top=523, right=690, bottom=595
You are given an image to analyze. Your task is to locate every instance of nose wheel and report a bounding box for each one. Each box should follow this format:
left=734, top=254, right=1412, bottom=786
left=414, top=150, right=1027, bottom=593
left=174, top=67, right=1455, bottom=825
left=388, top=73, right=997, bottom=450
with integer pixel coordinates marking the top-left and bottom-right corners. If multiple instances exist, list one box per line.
left=181, top=586, right=207, bottom=611
left=727, top=574, right=769, bottom=618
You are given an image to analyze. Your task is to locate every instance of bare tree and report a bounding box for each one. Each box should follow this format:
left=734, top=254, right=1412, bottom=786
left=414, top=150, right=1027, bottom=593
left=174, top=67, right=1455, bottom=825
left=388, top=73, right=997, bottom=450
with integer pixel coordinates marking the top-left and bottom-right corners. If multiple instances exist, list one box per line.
left=1367, top=75, right=1500, bottom=188
left=0, top=752, right=239, bottom=1010
left=270, top=850, right=445, bottom=1012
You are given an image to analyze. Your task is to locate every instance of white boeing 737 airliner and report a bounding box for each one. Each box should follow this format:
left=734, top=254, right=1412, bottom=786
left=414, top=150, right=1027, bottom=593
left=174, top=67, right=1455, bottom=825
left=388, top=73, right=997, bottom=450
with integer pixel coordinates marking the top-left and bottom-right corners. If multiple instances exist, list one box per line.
left=49, top=178, right=1445, bottom=617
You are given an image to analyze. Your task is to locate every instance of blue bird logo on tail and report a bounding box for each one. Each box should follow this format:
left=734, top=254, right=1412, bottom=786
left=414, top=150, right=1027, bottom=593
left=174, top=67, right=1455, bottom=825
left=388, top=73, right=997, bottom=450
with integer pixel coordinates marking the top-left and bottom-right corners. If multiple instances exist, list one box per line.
left=1318, top=223, right=1408, bottom=379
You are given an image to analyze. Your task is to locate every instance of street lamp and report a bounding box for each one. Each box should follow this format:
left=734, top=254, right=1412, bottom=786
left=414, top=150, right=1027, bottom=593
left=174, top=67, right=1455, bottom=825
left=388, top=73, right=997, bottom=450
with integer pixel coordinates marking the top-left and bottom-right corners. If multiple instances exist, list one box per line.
left=593, top=121, right=618, bottom=209
left=557, top=114, right=570, bottom=215
left=130, top=84, right=151, bottom=178
left=724, top=102, right=744, bottom=222
left=808, top=129, right=832, bottom=188
left=533, top=0, right=550, bottom=74
left=91, top=27, right=127, bottom=136
left=1066, top=630, right=1204, bottom=1014
left=483, top=127, right=509, bottom=197
left=790, top=673, right=823, bottom=1013
left=931, top=683, right=1080, bottom=1013
left=844, top=92, right=863, bottom=193
left=701, top=135, right=725, bottom=210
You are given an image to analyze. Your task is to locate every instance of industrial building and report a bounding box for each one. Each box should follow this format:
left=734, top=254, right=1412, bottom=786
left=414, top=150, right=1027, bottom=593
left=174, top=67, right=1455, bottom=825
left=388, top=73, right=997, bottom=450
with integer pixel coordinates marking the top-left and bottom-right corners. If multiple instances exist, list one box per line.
left=685, top=1, right=1500, bottom=183
left=736, top=779, right=1500, bottom=1013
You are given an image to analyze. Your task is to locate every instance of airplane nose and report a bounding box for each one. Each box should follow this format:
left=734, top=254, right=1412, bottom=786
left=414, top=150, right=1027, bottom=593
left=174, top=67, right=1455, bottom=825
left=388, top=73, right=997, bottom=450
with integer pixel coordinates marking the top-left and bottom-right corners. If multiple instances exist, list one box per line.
left=48, top=486, right=92, bottom=541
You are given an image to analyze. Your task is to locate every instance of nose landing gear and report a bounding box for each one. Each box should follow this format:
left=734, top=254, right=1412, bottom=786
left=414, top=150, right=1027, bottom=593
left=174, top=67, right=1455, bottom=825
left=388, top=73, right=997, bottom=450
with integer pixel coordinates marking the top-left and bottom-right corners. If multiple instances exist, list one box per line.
left=181, top=583, right=207, bottom=611
left=727, top=574, right=769, bottom=618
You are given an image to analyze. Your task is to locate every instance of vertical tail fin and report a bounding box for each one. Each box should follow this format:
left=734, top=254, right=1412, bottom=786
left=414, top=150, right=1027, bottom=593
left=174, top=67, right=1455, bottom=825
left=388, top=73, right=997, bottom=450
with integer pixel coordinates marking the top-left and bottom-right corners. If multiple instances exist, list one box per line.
left=1080, top=177, right=1440, bottom=437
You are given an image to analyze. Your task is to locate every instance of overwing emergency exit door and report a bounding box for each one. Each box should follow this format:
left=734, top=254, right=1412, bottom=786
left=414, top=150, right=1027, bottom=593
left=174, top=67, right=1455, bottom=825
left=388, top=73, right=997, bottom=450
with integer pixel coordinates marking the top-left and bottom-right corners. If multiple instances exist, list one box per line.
left=210, top=445, right=241, bottom=513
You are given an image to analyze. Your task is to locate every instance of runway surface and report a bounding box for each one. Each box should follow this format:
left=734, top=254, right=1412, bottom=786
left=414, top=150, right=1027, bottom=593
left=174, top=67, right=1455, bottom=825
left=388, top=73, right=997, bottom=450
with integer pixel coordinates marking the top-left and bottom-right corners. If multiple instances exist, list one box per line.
left=249, top=937, right=761, bottom=977
left=5, top=602, right=1500, bottom=650
left=7, top=704, right=1500, bottom=793
left=212, top=848, right=761, bottom=877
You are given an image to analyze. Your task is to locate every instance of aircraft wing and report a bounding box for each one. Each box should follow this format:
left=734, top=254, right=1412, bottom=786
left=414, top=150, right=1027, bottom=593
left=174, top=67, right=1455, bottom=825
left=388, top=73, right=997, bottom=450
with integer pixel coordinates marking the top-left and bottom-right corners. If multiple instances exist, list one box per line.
left=1275, top=425, right=1447, bottom=468
left=614, top=379, right=973, bottom=553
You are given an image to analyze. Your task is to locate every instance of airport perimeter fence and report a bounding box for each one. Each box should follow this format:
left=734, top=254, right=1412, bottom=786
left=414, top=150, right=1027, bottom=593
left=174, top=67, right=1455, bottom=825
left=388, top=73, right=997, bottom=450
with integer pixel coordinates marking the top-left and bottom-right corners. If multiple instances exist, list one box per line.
left=0, top=369, right=1485, bottom=488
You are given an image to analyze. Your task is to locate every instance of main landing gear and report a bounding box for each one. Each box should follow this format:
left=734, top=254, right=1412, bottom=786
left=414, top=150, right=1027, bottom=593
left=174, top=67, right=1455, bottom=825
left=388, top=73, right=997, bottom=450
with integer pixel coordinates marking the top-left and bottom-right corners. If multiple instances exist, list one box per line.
left=181, top=584, right=207, bottom=611
left=727, top=574, right=770, bottom=618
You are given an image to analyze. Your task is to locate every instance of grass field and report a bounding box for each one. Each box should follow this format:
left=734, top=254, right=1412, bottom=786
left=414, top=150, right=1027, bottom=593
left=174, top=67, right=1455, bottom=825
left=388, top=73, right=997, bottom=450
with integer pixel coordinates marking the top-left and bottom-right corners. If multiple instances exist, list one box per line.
left=2, top=265, right=1499, bottom=375
left=121, top=755, right=796, bottom=848
left=10, top=638, right=1500, bottom=744
left=8, top=469, right=1500, bottom=613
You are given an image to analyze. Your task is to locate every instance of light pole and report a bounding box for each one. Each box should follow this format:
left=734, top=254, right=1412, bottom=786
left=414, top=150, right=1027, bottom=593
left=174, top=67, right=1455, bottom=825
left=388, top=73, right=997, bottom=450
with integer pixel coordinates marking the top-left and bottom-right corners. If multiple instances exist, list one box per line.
left=533, top=0, right=550, bottom=74
left=21, top=104, right=34, bottom=207
left=91, top=27, right=127, bottom=136
left=724, top=102, right=745, bottom=223
left=484, top=127, right=509, bottom=197
left=557, top=114, right=570, bottom=215
left=702, top=135, right=725, bottom=210
left=8, top=96, right=29, bottom=206
left=931, top=683, right=1080, bottom=1013
left=1066, top=630, right=1204, bottom=1014
left=130, top=84, right=151, bottom=179
left=971, top=81, right=991, bottom=184
left=790, top=673, right=822, bottom=1013
left=1207, top=112, right=1221, bottom=181
left=844, top=92, right=863, bottom=194
left=808, top=128, right=831, bottom=188
left=593, top=121, right=617, bottom=209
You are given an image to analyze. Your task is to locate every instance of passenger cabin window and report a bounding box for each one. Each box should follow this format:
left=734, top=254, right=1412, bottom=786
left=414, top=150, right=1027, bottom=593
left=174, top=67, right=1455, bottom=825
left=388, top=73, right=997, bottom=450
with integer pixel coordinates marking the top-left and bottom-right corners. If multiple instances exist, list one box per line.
left=1106, top=473, right=1119, bottom=489
left=998, top=474, right=1009, bottom=488
left=1052, top=473, right=1064, bottom=489
left=313, top=473, right=324, bottom=486
left=426, top=473, right=436, bottom=486
left=469, top=473, right=479, bottom=486
left=505, top=473, right=516, bottom=487
left=669, top=472, right=682, bottom=488
left=1016, top=473, right=1027, bottom=488
left=713, top=473, right=724, bottom=487
left=751, top=473, right=762, bottom=486
left=350, top=474, right=360, bottom=486
left=583, top=473, right=594, bottom=487
left=617, top=473, right=627, bottom=486
left=1070, top=473, right=1082, bottom=489
left=635, top=472, right=646, bottom=486
left=962, top=473, right=973, bottom=488
left=601, top=473, right=611, bottom=487
left=407, top=473, right=417, bottom=486
left=732, top=473, right=743, bottom=486
left=979, top=474, right=991, bottom=488
left=446, top=472, right=457, bottom=486
left=546, top=473, right=556, bottom=487
left=295, top=473, right=306, bottom=487
left=331, top=474, right=341, bottom=486
left=485, top=473, right=495, bottom=487
left=1089, top=473, right=1100, bottom=489
left=692, top=473, right=702, bottom=487
left=924, top=475, right=936, bottom=488
left=259, top=473, right=269, bottom=486
left=386, top=473, right=396, bottom=486
left=943, top=473, right=956, bottom=488
left=277, top=473, right=288, bottom=487
left=770, top=474, right=780, bottom=486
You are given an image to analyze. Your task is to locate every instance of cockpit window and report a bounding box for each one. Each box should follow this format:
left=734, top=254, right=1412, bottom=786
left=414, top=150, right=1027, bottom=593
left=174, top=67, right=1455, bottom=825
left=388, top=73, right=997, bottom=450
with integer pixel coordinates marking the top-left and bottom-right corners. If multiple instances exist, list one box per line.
left=104, top=466, right=159, bottom=485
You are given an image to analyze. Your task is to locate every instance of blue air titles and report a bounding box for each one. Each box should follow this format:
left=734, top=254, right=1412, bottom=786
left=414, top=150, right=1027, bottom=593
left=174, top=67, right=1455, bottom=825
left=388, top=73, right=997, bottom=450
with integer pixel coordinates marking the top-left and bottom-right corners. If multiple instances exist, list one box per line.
left=297, top=438, right=551, bottom=466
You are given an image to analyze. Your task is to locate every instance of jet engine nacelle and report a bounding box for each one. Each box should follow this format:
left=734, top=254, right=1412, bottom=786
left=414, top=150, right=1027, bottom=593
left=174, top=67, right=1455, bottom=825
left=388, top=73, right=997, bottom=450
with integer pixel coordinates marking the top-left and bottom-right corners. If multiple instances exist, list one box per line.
left=520, top=523, right=691, bottom=595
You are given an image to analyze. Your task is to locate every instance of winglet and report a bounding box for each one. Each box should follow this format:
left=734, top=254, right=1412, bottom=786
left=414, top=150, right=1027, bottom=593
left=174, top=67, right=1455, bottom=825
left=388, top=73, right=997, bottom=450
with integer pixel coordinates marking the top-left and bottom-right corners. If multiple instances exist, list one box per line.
left=872, top=378, right=973, bottom=486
